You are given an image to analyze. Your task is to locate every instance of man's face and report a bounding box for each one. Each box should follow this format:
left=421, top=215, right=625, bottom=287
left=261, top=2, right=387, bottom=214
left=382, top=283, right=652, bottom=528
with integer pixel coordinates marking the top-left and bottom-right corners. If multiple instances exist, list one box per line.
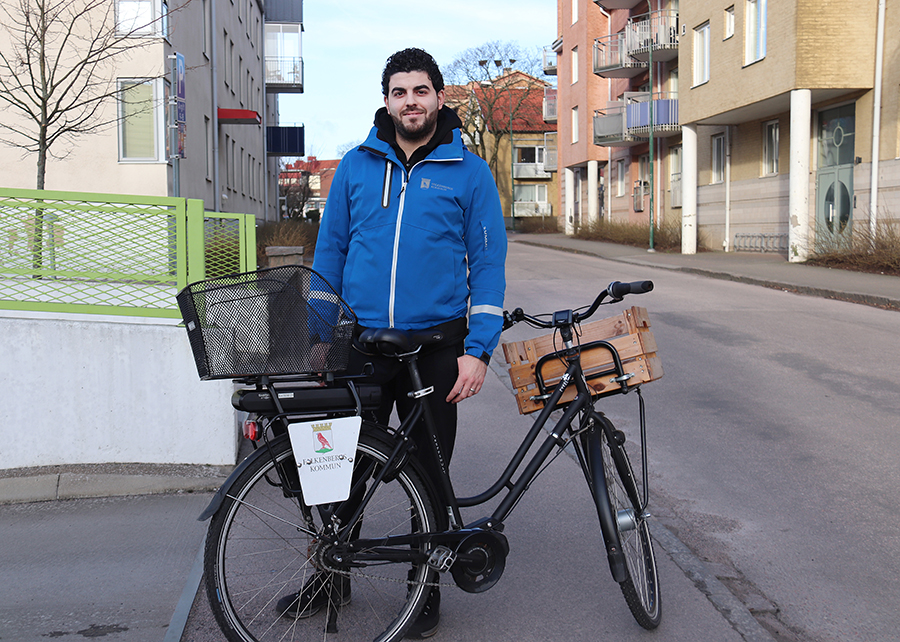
left=384, top=70, right=445, bottom=144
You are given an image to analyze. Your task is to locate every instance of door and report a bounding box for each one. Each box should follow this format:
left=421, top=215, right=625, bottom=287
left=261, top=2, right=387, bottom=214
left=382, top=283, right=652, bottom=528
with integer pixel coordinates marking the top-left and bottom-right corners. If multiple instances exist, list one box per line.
left=816, top=105, right=855, bottom=241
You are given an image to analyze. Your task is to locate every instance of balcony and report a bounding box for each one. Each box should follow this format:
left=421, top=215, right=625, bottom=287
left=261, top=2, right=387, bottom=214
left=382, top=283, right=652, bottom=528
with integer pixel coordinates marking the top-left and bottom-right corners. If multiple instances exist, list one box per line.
left=543, top=87, right=557, bottom=123
left=593, top=0, right=643, bottom=9
left=266, top=56, right=304, bottom=93
left=627, top=10, right=680, bottom=62
left=514, top=202, right=553, bottom=217
left=543, top=47, right=558, bottom=75
left=593, top=33, right=647, bottom=79
left=593, top=93, right=679, bottom=147
left=543, top=132, right=557, bottom=172
left=624, top=92, right=680, bottom=137
left=267, top=126, right=305, bottom=156
left=514, top=163, right=552, bottom=179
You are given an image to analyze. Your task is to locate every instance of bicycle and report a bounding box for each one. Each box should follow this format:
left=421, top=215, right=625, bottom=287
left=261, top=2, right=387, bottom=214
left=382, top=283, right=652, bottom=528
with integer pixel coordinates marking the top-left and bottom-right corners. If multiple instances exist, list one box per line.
left=177, top=263, right=662, bottom=642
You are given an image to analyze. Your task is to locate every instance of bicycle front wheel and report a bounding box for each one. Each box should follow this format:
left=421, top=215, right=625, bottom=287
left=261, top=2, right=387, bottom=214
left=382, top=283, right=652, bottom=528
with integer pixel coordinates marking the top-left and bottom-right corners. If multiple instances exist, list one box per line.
left=204, top=429, right=438, bottom=642
left=591, top=416, right=661, bottom=629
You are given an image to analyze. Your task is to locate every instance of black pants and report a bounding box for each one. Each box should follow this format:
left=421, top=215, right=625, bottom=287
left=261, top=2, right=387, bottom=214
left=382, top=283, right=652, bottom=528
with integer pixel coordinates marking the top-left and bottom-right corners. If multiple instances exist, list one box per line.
left=345, top=319, right=465, bottom=490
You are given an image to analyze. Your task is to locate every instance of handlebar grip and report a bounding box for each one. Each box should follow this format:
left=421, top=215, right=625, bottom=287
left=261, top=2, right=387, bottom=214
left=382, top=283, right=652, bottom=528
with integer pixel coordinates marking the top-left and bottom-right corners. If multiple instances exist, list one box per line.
left=608, top=280, right=654, bottom=299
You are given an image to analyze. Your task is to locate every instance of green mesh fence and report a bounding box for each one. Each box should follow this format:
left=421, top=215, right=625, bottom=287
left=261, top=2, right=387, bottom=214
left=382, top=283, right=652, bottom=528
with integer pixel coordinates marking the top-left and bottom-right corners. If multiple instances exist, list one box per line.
left=0, top=188, right=256, bottom=318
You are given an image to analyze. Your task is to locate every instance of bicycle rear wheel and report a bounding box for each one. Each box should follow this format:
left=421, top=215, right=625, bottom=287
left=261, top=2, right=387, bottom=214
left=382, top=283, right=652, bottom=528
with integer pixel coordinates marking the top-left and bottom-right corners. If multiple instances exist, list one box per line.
left=204, top=429, right=438, bottom=642
left=590, top=415, right=661, bottom=629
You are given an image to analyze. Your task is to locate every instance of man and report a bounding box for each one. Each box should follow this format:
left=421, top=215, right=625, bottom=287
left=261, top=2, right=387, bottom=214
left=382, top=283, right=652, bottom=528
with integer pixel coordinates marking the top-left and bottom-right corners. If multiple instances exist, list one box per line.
left=277, top=48, right=507, bottom=638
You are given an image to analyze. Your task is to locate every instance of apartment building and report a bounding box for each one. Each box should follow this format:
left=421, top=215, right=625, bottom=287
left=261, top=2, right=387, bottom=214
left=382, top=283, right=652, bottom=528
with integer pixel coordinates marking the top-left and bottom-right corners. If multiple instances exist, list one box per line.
left=552, top=0, right=899, bottom=259
left=547, top=0, right=613, bottom=234
left=0, top=0, right=305, bottom=222
left=680, top=0, right=899, bottom=259
left=446, top=70, right=558, bottom=229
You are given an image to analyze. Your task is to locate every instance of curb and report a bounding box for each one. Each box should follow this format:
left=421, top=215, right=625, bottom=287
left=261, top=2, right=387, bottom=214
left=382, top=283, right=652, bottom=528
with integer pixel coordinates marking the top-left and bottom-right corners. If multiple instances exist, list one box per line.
left=514, top=238, right=900, bottom=312
left=0, top=471, right=227, bottom=505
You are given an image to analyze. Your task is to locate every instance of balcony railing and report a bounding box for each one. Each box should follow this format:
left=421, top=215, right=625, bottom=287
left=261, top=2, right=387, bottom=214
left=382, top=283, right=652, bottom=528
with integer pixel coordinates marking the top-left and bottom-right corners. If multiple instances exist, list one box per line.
left=624, top=92, right=680, bottom=137
left=514, top=202, right=553, bottom=217
left=593, top=0, right=643, bottom=9
left=627, top=10, right=680, bottom=62
left=265, top=56, right=304, bottom=92
left=544, top=132, right=557, bottom=172
left=593, top=32, right=647, bottom=78
left=543, top=47, right=558, bottom=75
left=514, top=163, right=552, bottom=179
left=593, top=92, right=680, bottom=146
left=543, top=87, right=557, bottom=123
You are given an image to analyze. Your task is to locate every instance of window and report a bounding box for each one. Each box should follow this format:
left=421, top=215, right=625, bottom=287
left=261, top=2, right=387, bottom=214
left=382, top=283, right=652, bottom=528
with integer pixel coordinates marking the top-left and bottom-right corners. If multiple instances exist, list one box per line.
left=571, top=106, right=579, bottom=143
left=514, top=184, right=548, bottom=203
left=571, top=47, right=579, bottom=84
left=117, top=0, right=165, bottom=36
left=224, top=30, right=231, bottom=87
left=693, top=22, right=710, bottom=86
left=205, top=116, right=212, bottom=180
left=516, top=146, right=545, bottom=164
left=711, top=133, right=726, bottom=183
left=616, top=159, right=626, bottom=197
left=763, top=120, right=779, bottom=175
left=724, top=6, right=735, bottom=39
left=117, top=79, right=165, bottom=161
left=202, top=0, right=211, bottom=58
left=639, top=154, right=650, bottom=183
left=572, top=0, right=578, bottom=24
left=745, top=0, right=767, bottom=64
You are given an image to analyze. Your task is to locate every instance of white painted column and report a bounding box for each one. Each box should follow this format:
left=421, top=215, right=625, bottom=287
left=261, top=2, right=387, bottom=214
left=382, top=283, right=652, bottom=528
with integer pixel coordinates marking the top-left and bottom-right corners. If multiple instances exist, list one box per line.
left=789, top=89, right=811, bottom=262
left=681, top=124, right=698, bottom=254
left=565, top=167, right=576, bottom=235
left=587, top=160, right=599, bottom=225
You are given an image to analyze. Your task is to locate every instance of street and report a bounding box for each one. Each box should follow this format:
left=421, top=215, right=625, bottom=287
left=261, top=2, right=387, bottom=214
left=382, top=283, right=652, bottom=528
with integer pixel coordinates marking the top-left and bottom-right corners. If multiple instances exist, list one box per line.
left=500, top=241, right=900, bottom=642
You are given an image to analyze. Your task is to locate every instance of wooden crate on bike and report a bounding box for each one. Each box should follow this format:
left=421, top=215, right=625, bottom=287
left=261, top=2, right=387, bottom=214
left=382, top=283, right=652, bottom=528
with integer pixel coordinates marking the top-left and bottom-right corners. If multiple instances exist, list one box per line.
left=501, top=306, right=663, bottom=415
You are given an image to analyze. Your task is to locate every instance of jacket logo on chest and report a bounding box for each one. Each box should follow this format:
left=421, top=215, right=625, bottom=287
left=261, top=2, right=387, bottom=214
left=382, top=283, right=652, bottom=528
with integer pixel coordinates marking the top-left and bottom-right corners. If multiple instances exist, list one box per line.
left=420, top=178, right=453, bottom=192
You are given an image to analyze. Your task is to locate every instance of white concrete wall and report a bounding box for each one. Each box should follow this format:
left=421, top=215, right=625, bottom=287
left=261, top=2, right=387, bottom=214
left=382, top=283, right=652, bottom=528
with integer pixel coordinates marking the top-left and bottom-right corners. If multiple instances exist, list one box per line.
left=0, top=311, right=237, bottom=470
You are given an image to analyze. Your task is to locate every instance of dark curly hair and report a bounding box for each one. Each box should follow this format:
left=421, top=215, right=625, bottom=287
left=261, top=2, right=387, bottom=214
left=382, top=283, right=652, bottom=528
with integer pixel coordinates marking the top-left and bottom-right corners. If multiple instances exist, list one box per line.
left=381, top=48, right=444, bottom=96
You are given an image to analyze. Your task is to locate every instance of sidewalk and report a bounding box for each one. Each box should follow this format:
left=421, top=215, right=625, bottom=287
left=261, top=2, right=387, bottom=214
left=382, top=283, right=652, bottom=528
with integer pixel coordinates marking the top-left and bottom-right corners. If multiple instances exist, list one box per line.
left=511, top=233, right=900, bottom=311
left=11, top=234, right=896, bottom=642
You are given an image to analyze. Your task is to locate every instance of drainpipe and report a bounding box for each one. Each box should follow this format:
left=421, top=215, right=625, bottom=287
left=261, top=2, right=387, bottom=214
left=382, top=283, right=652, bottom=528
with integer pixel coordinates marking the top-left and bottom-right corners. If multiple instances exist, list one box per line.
left=211, top=0, right=220, bottom=212
left=724, top=125, right=732, bottom=251
left=869, top=0, right=886, bottom=238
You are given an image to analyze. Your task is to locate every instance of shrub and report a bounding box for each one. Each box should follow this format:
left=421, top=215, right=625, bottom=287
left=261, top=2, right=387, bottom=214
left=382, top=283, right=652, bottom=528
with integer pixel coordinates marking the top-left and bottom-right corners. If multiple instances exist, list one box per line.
left=574, top=216, right=682, bottom=252
left=514, top=216, right=560, bottom=234
left=808, top=219, right=900, bottom=276
left=256, top=219, right=319, bottom=267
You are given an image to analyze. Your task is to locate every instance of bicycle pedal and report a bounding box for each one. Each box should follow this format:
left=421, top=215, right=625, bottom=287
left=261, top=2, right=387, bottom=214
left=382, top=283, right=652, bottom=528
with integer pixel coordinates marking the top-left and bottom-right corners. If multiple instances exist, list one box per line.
left=426, top=546, right=456, bottom=573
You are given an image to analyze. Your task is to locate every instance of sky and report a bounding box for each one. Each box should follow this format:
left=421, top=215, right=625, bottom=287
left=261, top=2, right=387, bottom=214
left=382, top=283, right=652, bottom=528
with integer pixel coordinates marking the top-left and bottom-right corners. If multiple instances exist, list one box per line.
left=278, top=1, right=558, bottom=160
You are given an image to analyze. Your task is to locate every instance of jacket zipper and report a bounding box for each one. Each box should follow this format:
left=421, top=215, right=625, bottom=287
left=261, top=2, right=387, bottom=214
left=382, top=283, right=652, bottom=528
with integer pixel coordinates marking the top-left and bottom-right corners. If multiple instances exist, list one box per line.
left=387, top=156, right=460, bottom=328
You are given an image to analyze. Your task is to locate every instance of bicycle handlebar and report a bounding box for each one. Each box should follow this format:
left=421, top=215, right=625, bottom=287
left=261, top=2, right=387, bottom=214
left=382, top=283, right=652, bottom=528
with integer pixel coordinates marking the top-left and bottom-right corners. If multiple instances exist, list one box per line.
left=503, top=280, right=654, bottom=331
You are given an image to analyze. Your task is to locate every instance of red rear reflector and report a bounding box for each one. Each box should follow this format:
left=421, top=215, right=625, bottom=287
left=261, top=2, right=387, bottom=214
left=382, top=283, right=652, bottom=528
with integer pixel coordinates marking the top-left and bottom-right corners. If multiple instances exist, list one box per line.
left=243, top=420, right=260, bottom=441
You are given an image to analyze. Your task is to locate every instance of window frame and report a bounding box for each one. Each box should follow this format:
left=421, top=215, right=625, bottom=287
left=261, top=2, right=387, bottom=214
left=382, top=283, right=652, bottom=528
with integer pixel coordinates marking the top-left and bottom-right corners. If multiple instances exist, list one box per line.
left=711, top=133, right=726, bottom=184
left=117, top=77, right=167, bottom=163
left=693, top=22, right=710, bottom=87
left=762, top=120, right=779, bottom=176
left=745, top=0, right=767, bottom=65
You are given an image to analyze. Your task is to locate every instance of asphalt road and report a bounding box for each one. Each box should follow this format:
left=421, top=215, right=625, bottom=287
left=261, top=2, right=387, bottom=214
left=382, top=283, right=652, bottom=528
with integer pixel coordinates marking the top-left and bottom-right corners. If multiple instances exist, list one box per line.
left=499, top=241, right=900, bottom=642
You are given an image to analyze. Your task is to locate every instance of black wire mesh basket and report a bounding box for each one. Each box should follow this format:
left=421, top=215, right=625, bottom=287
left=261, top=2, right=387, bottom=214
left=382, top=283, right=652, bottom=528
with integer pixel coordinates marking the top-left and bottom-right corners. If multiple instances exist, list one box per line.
left=176, top=265, right=356, bottom=380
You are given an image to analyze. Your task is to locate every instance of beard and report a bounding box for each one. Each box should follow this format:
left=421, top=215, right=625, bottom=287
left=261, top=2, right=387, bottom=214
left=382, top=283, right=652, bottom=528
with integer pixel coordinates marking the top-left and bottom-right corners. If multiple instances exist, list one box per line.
left=390, top=107, right=439, bottom=144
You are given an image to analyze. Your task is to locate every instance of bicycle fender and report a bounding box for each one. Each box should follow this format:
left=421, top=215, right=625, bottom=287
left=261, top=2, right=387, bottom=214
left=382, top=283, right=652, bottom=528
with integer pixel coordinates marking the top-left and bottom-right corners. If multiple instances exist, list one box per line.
left=198, top=440, right=284, bottom=521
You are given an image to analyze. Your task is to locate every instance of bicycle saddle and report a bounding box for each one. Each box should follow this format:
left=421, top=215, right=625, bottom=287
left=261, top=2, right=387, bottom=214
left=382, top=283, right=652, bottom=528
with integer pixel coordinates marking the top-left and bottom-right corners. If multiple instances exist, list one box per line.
left=358, top=327, right=444, bottom=356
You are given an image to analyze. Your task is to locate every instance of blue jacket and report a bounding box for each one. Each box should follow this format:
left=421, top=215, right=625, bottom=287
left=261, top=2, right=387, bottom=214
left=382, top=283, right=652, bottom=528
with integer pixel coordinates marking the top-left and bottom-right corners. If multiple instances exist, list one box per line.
left=313, top=108, right=507, bottom=361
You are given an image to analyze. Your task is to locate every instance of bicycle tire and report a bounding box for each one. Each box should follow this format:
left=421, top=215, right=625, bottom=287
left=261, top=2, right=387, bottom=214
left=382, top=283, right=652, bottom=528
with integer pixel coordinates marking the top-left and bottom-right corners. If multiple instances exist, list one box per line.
left=591, top=416, right=662, bottom=629
left=204, top=429, right=438, bottom=642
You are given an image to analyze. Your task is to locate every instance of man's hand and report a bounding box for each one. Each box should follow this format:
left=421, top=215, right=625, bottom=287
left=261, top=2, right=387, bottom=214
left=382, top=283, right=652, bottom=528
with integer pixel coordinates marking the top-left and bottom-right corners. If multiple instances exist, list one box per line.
left=446, top=354, right=488, bottom=404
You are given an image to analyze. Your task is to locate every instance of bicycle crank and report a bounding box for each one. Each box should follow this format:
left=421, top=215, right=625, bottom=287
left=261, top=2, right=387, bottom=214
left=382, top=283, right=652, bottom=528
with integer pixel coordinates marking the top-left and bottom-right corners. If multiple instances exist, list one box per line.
left=450, top=531, right=509, bottom=593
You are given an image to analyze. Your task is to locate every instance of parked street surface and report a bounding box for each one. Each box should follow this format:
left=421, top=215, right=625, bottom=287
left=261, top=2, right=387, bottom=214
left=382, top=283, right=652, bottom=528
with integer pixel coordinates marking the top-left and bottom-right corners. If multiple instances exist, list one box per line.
left=3, top=234, right=898, bottom=642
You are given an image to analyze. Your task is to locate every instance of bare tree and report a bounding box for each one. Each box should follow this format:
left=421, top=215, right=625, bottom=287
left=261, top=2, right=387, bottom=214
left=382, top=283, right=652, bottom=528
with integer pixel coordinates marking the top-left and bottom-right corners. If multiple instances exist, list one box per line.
left=0, top=0, right=170, bottom=189
left=279, top=157, right=321, bottom=219
left=444, top=41, right=547, bottom=181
